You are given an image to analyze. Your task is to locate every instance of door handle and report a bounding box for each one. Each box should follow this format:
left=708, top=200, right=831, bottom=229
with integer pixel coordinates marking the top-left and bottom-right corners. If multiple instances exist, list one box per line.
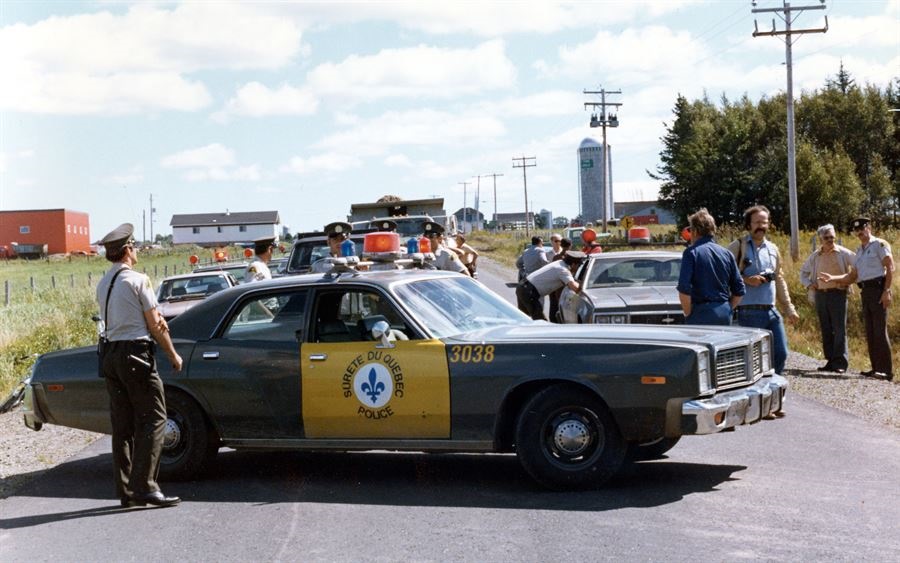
left=202, top=351, right=219, bottom=360
left=309, top=353, right=327, bottom=361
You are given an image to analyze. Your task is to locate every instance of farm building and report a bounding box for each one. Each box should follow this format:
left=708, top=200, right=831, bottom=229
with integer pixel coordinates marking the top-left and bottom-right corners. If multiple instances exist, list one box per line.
left=170, top=211, right=280, bottom=247
left=0, top=208, right=92, bottom=256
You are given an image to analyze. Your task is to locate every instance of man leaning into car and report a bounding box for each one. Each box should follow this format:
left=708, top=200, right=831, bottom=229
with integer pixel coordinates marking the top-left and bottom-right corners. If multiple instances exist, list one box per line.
left=96, top=223, right=183, bottom=509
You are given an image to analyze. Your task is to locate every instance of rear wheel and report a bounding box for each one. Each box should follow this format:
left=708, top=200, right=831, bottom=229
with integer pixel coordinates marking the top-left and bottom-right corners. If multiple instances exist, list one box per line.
left=515, top=385, right=625, bottom=490
left=160, top=390, right=219, bottom=481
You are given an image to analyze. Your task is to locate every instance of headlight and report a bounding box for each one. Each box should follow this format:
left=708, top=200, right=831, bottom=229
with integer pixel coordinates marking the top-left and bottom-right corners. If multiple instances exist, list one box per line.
left=697, top=350, right=713, bottom=395
left=593, top=314, right=628, bottom=324
left=761, top=335, right=772, bottom=373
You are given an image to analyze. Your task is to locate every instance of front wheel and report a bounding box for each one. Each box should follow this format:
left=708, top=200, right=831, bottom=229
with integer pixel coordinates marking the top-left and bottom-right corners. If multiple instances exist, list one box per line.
left=515, top=385, right=625, bottom=490
left=159, top=390, right=219, bottom=481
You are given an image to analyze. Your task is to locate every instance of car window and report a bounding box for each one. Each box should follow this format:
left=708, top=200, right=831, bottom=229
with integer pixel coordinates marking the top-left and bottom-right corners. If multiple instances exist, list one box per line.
left=312, top=289, right=412, bottom=343
left=223, top=291, right=308, bottom=342
left=588, top=258, right=681, bottom=288
left=394, top=276, right=528, bottom=338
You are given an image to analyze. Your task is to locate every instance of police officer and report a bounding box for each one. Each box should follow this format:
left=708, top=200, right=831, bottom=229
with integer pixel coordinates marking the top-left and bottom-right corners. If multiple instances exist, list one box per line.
left=848, top=217, right=894, bottom=380
left=422, top=221, right=469, bottom=275
left=311, top=221, right=353, bottom=273
left=96, top=223, right=182, bottom=508
left=244, top=236, right=276, bottom=283
left=517, top=250, right=585, bottom=320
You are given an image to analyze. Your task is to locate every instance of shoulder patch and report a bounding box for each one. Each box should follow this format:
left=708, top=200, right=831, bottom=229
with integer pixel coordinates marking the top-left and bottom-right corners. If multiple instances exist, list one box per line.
left=248, top=266, right=257, bottom=273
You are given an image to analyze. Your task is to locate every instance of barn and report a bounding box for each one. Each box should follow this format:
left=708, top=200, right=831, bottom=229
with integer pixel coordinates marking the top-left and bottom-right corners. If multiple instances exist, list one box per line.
left=0, top=208, right=92, bottom=256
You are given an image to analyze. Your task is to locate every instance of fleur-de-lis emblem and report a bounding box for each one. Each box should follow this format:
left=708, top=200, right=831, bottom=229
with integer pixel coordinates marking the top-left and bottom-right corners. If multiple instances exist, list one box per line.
left=360, top=367, right=385, bottom=404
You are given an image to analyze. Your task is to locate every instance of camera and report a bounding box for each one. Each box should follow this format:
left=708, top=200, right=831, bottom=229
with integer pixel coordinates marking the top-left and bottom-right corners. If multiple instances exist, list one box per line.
left=760, top=269, right=776, bottom=283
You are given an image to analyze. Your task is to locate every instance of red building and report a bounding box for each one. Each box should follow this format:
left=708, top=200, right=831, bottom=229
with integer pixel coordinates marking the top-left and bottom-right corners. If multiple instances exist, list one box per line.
left=0, top=209, right=92, bottom=256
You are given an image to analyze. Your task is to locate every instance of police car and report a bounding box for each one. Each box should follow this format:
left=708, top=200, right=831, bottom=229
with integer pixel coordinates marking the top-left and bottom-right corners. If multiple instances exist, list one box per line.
left=21, top=232, right=787, bottom=490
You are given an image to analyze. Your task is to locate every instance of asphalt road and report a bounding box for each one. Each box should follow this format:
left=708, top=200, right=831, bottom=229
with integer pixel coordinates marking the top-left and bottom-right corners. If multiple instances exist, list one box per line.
left=2, top=260, right=898, bottom=561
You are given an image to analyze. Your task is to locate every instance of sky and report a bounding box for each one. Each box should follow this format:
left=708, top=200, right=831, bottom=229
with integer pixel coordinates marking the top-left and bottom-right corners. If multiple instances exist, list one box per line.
left=1, top=0, right=897, bottom=241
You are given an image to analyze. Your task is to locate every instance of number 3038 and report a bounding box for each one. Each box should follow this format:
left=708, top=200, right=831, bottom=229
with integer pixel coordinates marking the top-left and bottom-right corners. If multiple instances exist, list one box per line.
left=449, top=345, right=495, bottom=363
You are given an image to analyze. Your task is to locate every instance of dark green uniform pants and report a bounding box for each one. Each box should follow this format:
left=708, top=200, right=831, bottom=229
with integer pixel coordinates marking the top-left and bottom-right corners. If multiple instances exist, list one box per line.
left=101, top=340, right=166, bottom=498
left=860, top=285, right=893, bottom=376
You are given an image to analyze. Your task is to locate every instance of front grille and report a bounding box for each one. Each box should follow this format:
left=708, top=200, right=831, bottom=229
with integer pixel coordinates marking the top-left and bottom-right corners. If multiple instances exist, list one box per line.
left=629, top=312, right=685, bottom=325
left=715, top=346, right=749, bottom=387
left=751, top=341, right=762, bottom=375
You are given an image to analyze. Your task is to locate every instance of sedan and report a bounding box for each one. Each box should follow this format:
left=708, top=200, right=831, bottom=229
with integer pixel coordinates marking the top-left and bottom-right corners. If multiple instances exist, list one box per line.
left=156, top=271, right=238, bottom=321
left=22, top=267, right=785, bottom=490
left=559, top=251, right=684, bottom=325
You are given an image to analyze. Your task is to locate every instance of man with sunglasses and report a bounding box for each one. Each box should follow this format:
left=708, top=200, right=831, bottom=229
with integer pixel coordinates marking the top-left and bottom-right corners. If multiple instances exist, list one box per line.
left=800, top=224, right=856, bottom=373
left=96, top=223, right=183, bottom=508
left=244, top=236, right=276, bottom=283
left=422, top=221, right=469, bottom=275
left=311, top=221, right=353, bottom=274
left=845, top=217, right=893, bottom=380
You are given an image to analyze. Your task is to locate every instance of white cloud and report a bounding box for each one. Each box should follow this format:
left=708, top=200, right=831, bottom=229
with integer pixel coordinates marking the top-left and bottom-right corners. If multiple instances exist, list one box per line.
left=478, top=90, right=584, bottom=118
left=315, top=109, right=506, bottom=154
left=161, top=143, right=260, bottom=182
left=307, top=40, right=517, bottom=101
left=281, top=152, right=363, bottom=175
left=214, top=82, right=319, bottom=122
left=385, top=154, right=414, bottom=167
left=0, top=3, right=304, bottom=114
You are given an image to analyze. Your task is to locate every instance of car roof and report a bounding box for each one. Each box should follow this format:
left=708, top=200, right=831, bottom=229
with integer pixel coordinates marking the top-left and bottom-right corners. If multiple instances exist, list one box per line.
left=161, top=271, right=232, bottom=282
left=587, top=250, right=682, bottom=260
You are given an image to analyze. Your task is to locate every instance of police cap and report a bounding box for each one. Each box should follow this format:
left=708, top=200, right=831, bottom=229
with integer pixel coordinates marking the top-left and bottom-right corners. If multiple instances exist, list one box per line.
left=562, top=250, right=586, bottom=265
left=324, top=221, right=352, bottom=239
left=253, top=236, right=276, bottom=253
left=422, top=221, right=445, bottom=236
left=850, top=217, right=870, bottom=231
left=373, top=219, right=397, bottom=232
left=99, top=223, right=136, bottom=251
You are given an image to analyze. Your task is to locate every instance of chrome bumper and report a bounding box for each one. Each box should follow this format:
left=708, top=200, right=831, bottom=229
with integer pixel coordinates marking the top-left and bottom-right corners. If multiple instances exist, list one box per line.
left=681, top=374, right=788, bottom=435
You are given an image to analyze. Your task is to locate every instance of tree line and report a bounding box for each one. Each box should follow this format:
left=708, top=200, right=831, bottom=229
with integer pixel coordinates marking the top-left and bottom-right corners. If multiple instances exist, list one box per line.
left=652, top=65, right=899, bottom=231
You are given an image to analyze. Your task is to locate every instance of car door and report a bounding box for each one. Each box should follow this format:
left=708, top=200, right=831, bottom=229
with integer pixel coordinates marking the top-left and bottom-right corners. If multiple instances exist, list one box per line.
left=559, top=259, right=592, bottom=323
left=188, top=289, right=308, bottom=439
left=300, top=286, right=450, bottom=439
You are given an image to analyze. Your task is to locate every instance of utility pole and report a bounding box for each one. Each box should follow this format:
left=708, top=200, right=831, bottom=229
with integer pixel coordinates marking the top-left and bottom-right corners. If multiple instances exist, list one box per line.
left=512, top=156, right=536, bottom=238
left=584, top=87, right=622, bottom=233
left=480, top=173, right=504, bottom=231
left=753, top=0, right=828, bottom=260
left=474, top=175, right=481, bottom=231
left=149, top=193, right=156, bottom=244
left=458, top=181, right=471, bottom=233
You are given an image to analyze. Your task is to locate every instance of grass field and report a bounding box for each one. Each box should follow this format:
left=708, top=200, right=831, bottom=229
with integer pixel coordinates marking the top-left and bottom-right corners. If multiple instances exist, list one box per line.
left=1, top=230, right=897, bottom=398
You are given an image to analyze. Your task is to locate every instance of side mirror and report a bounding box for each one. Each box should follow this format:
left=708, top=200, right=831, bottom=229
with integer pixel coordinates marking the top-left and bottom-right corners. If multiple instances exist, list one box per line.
left=371, top=320, right=395, bottom=349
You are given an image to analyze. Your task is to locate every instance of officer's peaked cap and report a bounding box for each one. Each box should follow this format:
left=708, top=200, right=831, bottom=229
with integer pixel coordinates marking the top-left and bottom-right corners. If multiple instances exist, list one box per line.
left=99, top=223, right=135, bottom=251
left=422, top=221, right=445, bottom=235
left=850, top=216, right=870, bottom=230
left=374, top=219, right=397, bottom=232
left=324, top=221, right=352, bottom=237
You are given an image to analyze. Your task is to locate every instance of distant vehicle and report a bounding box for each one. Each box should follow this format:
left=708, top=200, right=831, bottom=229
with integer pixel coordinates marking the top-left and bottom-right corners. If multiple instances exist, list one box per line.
left=192, top=261, right=249, bottom=283
left=285, top=229, right=377, bottom=275
left=559, top=251, right=684, bottom=325
left=156, top=271, right=238, bottom=321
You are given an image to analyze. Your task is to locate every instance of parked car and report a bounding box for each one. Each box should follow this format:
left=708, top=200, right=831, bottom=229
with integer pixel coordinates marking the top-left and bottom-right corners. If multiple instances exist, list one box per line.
left=22, top=266, right=785, bottom=490
left=193, top=261, right=249, bottom=283
left=285, top=229, right=376, bottom=275
left=156, top=271, right=238, bottom=321
left=559, top=251, right=684, bottom=325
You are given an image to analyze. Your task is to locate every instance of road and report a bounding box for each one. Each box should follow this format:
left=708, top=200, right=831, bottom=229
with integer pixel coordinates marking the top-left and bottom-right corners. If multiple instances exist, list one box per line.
left=2, top=259, right=898, bottom=561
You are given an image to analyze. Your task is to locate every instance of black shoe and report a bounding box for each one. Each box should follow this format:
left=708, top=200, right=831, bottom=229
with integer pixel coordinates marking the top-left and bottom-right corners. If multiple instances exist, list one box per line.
left=131, top=491, right=181, bottom=507
left=861, top=370, right=877, bottom=377
left=818, top=363, right=832, bottom=372
left=119, top=496, right=136, bottom=508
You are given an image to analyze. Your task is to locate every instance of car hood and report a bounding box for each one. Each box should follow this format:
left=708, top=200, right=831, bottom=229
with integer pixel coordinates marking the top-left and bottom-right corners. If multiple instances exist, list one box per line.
left=581, top=285, right=680, bottom=309
left=158, top=298, right=204, bottom=319
left=448, top=323, right=764, bottom=349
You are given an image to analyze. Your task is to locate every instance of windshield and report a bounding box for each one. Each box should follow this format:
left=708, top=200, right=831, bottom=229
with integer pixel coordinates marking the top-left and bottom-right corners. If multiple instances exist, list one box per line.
left=158, top=275, right=230, bottom=301
left=586, top=257, right=681, bottom=288
left=289, top=240, right=364, bottom=271
left=394, top=276, right=529, bottom=338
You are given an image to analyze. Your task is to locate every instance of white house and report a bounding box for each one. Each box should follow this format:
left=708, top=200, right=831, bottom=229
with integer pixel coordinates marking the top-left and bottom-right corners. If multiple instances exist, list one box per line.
left=170, top=211, right=280, bottom=247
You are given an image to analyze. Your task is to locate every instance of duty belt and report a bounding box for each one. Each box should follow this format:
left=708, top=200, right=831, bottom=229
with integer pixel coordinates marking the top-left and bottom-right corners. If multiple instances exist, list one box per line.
left=736, top=304, right=773, bottom=311
left=857, top=276, right=885, bottom=289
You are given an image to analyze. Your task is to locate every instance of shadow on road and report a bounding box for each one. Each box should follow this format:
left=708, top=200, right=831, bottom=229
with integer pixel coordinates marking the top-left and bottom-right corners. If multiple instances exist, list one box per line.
left=2, top=447, right=746, bottom=529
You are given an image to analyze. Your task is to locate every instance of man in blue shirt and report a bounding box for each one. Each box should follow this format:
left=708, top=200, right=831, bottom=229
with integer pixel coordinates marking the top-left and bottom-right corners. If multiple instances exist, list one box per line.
left=728, top=205, right=799, bottom=374
left=678, top=208, right=745, bottom=325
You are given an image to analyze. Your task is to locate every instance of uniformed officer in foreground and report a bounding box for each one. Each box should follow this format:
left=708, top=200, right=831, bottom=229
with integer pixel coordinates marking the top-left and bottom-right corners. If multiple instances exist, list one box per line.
left=311, top=221, right=353, bottom=273
left=422, top=221, right=469, bottom=275
left=96, top=223, right=183, bottom=508
left=244, top=236, right=276, bottom=283
left=848, top=217, right=894, bottom=380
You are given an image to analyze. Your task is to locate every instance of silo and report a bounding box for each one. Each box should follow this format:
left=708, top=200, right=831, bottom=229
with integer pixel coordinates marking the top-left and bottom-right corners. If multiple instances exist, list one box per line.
left=577, top=138, right=613, bottom=224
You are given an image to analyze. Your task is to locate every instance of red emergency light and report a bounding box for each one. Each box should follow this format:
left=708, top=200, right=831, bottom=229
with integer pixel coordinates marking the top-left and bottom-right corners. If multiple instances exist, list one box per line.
left=189, top=255, right=199, bottom=265
left=214, top=250, right=227, bottom=262
left=244, top=248, right=253, bottom=258
left=364, top=232, right=401, bottom=255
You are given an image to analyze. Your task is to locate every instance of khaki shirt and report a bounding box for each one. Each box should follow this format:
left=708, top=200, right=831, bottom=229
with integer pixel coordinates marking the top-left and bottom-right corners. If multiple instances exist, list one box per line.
left=433, top=247, right=467, bottom=274
left=96, top=263, right=157, bottom=341
left=855, top=236, right=893, bottom=282
left=527, top=261, right=575, bottom=297
left=799, top=245, right=855, bottom=290
left=244, top=259, right=272, bottom=283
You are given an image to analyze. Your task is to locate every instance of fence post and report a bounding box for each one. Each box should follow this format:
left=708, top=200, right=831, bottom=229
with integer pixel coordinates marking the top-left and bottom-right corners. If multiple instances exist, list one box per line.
left=154, top=265, right=158, bottom=277
left=51, top=275, right=56, bottom=289
left=4, top=280, right=9, bottom=306
left=30, top=276, right=35, bottom=293
left=164, top=265, right=168, bottom=276
left=88, top=272, right=93, bottom=287
left=70, top=273, right=75, bottom=287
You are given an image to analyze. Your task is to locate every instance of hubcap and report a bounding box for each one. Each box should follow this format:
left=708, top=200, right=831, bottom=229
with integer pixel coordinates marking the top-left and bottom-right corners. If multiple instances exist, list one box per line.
left=553, top=418, right=591, bottom=455
left=163, top=417, right=182, bottom=450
